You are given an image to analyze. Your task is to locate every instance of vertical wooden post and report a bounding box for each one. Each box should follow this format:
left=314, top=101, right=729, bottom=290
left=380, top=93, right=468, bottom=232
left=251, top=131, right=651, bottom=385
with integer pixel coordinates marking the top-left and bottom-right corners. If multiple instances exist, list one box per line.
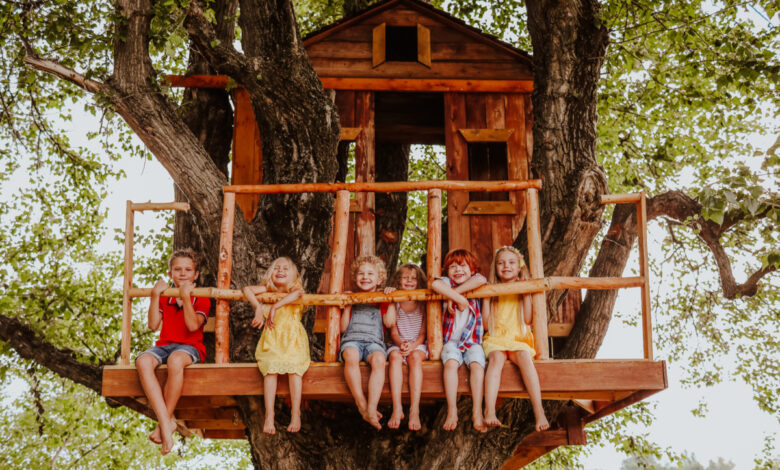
left=215, top=191, right=236, bottom=364
left=325, top=191, right=351, bottom=362
left=231, top=88, right=263, bottom=221
left=121, top=201, right=135, bottom=365
left=426, top=189, right=443, bottom=360
left=526, top=188, right=549, bottom=359
left=637, top=191, right=653, bottom=360
left=355, top=91, right=375, bottom=257
left=444, top=92, right=470, bottom=250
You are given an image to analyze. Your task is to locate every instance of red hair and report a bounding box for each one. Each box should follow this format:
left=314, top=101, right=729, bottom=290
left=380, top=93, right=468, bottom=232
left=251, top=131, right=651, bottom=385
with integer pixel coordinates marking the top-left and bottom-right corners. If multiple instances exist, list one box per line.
left=442, top=249, right=480, bottom=274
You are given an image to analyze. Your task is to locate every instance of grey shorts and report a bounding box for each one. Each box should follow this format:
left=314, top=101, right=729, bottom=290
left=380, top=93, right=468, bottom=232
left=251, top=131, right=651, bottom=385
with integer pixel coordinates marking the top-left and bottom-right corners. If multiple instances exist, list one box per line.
left=441, top=342, right=485, bottom=369
left=340, top=340, right=386, bottom=362
left=137, top=343, right=200, bottom=365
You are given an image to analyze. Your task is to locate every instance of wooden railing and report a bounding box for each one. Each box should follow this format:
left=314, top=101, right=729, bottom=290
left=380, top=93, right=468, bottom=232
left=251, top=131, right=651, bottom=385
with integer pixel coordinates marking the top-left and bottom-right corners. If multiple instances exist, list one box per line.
left=118, top=183, right=653, bottom=366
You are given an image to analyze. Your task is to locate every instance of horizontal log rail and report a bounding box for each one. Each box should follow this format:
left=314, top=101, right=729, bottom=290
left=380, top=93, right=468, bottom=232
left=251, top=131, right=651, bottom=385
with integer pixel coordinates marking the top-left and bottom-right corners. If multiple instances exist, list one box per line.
left=223, top=179, right=542, bottom=194
left=127, top=276, right=647, bottom=304
left=118, top=186, right=654, bottom=368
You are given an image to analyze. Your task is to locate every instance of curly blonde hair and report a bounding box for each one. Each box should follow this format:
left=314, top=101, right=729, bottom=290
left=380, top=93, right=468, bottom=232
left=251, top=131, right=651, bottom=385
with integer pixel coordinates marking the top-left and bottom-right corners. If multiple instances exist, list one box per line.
left=351, top=255, right=387, bottom=288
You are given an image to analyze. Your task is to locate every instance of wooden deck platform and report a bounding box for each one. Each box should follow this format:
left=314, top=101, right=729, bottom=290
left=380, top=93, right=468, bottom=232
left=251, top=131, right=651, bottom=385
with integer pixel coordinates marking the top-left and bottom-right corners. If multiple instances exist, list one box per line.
left=102, top=359, right=666, bottom=440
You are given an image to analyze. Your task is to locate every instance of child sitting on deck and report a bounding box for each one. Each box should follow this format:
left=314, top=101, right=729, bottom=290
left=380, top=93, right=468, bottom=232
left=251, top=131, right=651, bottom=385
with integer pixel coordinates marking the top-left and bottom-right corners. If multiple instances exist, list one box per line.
left=243, top=257, right=310, bottom=434
left=340, top=255, right=395, bottom=430
left=136, top=248, right=210, bottom=455
left=483, top=246, right=549, bottom=432
left=431, top=249, right=488, bottom=432
left=384, top=263, right=428, bottom=431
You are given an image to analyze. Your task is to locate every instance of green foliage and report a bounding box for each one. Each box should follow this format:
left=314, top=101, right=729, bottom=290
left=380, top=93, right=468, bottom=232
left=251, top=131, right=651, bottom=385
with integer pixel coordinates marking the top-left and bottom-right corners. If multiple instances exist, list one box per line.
left=398, top=145, right=447, bottom=265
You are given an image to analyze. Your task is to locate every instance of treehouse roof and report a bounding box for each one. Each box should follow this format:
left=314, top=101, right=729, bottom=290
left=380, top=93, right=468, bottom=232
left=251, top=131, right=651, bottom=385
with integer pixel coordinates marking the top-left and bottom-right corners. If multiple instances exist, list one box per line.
left=302, top=0, right=533, bottom=81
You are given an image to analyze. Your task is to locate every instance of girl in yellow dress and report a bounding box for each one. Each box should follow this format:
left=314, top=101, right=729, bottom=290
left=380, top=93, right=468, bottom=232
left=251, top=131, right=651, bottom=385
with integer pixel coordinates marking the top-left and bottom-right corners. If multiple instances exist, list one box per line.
left=482, top=246, right=549, bottom=432
left=243, top=257, right=310, bottom=434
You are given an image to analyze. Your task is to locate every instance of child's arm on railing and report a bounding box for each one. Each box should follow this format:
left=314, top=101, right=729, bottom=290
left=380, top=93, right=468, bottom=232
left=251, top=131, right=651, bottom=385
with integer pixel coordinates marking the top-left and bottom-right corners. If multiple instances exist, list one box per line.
left=340, top=305, right=352, bottom=333
left=147, top=279, right=168, bottom=330
left=267, top=287, right=302, bottom=329
left=243, top=285, right=268, bottom=328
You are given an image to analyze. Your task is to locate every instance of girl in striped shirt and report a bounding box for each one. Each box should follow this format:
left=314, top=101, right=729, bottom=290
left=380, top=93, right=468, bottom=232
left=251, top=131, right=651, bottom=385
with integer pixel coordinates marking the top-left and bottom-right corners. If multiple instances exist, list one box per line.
left=385, top=263, right=428, bottom=430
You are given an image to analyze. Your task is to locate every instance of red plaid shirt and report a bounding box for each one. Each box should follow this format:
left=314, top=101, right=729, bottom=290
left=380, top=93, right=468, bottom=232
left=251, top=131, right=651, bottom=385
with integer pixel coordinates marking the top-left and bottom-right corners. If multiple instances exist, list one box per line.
left=439, top=276, right=483, bottom=351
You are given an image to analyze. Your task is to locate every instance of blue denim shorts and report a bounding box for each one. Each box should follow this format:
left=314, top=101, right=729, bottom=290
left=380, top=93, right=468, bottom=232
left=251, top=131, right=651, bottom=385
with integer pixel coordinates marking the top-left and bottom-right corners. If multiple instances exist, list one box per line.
left=137, top=343, right=201, bottom=365
left=340, top=340, right=386, bottom=362
left=441, top=342, right=485, bottom=368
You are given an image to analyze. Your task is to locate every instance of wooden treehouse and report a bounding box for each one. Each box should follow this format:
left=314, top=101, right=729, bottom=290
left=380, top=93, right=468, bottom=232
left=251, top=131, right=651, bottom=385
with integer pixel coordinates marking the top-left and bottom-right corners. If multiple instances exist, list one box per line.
left=102, top=0, right=666, bottom=467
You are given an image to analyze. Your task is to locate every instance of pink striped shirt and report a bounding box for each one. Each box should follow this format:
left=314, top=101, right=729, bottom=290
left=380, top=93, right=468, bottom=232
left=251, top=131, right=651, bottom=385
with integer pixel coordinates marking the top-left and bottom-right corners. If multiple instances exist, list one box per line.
left=396, top=303, right=424, bottom=343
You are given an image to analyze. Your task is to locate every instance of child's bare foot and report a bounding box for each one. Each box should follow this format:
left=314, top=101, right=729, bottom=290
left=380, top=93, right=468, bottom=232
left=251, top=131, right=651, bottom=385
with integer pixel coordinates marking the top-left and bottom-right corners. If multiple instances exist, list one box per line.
left=149, top=425, right=162, bottom=444
left=263, top=414, right=276, bottom=434
left=286, top=414, right=301, bottom=433
left=442, top=408, right=458, bottom=431
left=535, top=415, right=550, bottom=432
left=160, top=418, right=176, bottom=455
left=484, top=412, right=502, bottom=427
left=472, top=413, right=487, bottom=433
left=408, top=411, right=421, bottom=431
left=366, top=409, right=382, bottom=430
left=388, top=409, right=404, bottom=429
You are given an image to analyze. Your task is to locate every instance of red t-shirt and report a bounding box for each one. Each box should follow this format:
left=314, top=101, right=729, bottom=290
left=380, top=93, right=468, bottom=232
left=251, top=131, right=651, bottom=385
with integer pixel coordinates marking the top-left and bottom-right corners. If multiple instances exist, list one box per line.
left=156, top=296, right=210, bottom=361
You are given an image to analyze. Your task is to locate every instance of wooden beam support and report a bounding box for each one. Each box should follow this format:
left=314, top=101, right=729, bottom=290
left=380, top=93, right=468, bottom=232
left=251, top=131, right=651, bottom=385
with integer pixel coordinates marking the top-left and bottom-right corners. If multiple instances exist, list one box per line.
left=129, top=202, right=190, bottom=212
left=223, top=179, right=542, bottom=194
left=458, top=128, right=514, bottom=142
left=324, top=191, right=350, bottom=362
left=462, top=200, right=516, bottom=215
left=355, top=91, right=375, bottom=257
left=637, top=191, right=654, bottom=360
left=102, top=359, right=667, bottom=399
left=426, top=189, right=443, bottom=360
left=339, top=127, right=362, bottom=141
left=121, top=201, right=134, bottom=365
left=215, top=191, right=236, bottom=363
left=600, top=193, right=642, bottom=204
left=320, top=78, right=534, bottom=93
left=526, top=188, right=549, bottom=359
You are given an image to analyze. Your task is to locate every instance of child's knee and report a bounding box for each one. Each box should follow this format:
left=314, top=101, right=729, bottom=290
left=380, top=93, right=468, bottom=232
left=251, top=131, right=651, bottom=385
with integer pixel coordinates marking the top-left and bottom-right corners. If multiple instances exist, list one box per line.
left=166, top=351, right=193, bottom=371
left=368, top=352, right=386, bottom=366
left=389, top=351, right=403, bottom=363
left=135, top=354, right=158, bottom=371
left=407, top=351, right=424, bottom=365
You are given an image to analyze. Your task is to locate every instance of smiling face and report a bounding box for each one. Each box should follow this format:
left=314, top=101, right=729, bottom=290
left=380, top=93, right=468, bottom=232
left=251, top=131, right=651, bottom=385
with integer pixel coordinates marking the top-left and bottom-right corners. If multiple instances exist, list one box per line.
left=495, top=250, right=521, bottom=282
left=269, top=258, right=294, bottom=289
left=399, top=268, right=419, bottom=290
left=446, top=261, right=473, bottom=285
left=355, top=262, right=381, bottom=292
left=169, top=256, right=199, bottom=287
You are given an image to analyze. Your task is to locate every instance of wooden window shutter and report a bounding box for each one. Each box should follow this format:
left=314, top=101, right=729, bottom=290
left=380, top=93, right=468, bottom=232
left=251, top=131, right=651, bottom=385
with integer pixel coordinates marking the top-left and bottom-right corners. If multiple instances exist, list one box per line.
left=372, top=23, right=386, bottom=67
left=417, top=24, right=431, bottom=67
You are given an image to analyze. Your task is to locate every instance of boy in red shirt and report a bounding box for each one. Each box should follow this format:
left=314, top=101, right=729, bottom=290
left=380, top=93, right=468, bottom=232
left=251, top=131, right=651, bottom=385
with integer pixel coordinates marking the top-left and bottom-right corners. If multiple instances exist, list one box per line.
left=135, top=249, right=210, bottom=455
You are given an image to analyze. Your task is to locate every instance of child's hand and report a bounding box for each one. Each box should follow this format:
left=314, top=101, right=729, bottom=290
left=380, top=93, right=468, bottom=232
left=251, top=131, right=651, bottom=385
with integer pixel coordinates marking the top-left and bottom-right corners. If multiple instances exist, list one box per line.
left=179, top=282, right=194, bottom=299
left=251, top=306, right=265, bottom=329
left=266, top=306, right=277, bottom=329
left=152, top=280, right=169, bottom=296
left=383, top=287, right=396, bottom=295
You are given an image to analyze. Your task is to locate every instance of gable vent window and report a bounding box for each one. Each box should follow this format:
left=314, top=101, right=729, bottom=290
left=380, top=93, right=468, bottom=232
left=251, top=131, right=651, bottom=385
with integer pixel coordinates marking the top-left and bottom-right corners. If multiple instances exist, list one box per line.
left=373, top=23, right=431, bottom=68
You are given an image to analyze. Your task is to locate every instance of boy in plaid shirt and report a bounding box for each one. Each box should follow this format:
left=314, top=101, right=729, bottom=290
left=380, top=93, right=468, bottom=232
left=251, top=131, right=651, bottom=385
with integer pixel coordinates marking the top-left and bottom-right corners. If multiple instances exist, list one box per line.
left=431, top=249, right=487, bottom=432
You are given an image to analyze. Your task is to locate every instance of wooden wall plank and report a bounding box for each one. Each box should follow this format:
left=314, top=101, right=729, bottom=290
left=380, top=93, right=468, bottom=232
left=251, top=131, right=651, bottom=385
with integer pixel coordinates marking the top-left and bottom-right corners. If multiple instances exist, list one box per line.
left=444, top=93, right=470, bottom=250
left=506, top=93, right=529, bottom=238
left=320, top=78, right=533, bottom=93
left=231, top=88, right=263, bottom=220
left=334, top=90, right=356, bottom=127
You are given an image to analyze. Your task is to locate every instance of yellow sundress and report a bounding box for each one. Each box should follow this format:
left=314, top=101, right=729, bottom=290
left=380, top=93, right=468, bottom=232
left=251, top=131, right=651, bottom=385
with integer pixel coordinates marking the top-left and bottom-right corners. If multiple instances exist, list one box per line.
left=482, top=294, right=536, bottom=357
left=255, top=303, right=310, bottom=376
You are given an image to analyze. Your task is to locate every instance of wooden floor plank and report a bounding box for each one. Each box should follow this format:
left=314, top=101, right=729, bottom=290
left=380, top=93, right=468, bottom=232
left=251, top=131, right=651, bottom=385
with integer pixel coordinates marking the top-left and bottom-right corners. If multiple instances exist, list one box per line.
left=102, top=360, right=667, bottom=401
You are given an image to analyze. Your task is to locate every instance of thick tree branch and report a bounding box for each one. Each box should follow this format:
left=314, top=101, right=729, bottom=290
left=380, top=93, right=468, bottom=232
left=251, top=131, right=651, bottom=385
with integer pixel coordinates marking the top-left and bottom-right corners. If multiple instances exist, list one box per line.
left=648, top=190, right=776, bottom=298
left=0, top=313, right=102, bottom=393
left=22, top=53, right=106, bottom=95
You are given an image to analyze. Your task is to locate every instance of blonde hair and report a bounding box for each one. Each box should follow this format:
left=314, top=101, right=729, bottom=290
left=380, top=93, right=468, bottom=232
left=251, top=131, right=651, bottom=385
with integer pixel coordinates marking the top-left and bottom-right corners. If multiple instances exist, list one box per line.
left=388, top=263, right=426, bottom=289
left=261, top=257, right=301, bottom=293
left=487, top=246, right=527, bottom=333
left=488, top=246, right=526, bottom=284
left=351, top=255, right=387, bottom=288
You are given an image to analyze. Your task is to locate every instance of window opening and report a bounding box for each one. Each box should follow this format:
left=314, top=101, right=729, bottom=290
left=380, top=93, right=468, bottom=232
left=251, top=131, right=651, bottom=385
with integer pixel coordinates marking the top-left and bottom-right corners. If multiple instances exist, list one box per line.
left=386, top=26, right=418, bottom=62
left=467, top=142, right=509, bottom=201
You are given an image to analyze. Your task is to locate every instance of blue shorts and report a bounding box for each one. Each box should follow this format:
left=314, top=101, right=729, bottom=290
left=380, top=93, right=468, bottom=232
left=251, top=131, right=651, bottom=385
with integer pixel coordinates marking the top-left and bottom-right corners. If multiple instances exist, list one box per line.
left=137, top=343, right=201, bottom=365
left=340, top=340, right=386, bottom=362
left=441, top=342, right=485, bottom=369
